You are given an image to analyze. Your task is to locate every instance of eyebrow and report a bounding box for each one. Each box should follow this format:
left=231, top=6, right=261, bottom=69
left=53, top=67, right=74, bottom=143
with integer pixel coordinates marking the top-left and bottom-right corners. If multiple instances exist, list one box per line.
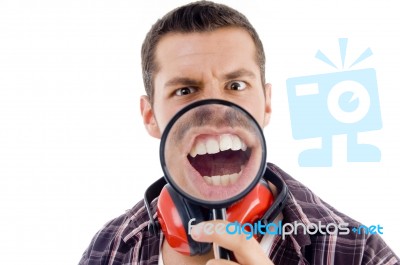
left=164, top=68, right=257, bottom=88
left=223, top=68, right=256, bottom=80
left=164, top=77, right=201, bottom=88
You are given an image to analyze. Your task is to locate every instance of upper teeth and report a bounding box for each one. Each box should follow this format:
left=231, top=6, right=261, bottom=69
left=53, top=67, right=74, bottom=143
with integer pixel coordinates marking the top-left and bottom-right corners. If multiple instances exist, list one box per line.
left=189, top=134, right=247, bottom=157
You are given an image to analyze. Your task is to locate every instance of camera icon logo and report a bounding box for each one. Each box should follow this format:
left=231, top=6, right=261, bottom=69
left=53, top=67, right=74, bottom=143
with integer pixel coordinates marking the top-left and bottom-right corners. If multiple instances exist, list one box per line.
left=286, top=38, right=382, bottom=167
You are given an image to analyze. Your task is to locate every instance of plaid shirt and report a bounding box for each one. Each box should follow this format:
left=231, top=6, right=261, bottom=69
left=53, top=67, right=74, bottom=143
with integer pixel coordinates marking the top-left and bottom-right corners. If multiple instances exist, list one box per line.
left=79, top=163, right=400, bottom=265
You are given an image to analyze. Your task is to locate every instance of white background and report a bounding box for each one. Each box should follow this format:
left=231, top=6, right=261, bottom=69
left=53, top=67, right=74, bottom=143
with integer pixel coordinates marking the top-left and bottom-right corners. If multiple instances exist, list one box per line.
left=0, top=0, right=399, bottom=264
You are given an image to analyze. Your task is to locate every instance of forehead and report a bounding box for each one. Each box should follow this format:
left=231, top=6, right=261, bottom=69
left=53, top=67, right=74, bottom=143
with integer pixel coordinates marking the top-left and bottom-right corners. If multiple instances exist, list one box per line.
left=154, top=27, right=259, bottom=78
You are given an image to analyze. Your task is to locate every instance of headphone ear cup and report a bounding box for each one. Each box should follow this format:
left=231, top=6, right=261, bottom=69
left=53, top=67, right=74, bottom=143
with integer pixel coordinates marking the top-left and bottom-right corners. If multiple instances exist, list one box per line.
left=157, top=184, right=212, bottom=256
left=226, top=180, right=274, bottom=225
left=157, top=181, right=274, bottom=254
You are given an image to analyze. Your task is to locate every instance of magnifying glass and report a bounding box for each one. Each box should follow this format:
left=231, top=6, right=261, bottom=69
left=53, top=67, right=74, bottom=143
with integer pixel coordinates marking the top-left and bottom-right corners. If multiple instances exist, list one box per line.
left=159, top=99, right=267, bottom=260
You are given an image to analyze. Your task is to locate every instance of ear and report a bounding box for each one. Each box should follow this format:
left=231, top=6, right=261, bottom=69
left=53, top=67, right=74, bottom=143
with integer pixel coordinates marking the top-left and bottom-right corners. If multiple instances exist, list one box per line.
left=140, top=96, right=161, bottom=139
left=263, top=83, right=272, bottom=128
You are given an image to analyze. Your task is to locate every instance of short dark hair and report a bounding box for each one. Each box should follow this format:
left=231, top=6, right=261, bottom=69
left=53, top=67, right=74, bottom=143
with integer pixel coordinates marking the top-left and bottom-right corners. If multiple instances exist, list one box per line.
left=141, top=1, right=266, bottom=103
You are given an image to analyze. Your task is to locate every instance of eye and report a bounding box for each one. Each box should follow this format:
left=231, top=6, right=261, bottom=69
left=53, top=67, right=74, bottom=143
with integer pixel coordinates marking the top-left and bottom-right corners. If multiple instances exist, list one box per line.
left=174, top=87, right=197, bottom=96
left=228, top=81, right=247, bottom=91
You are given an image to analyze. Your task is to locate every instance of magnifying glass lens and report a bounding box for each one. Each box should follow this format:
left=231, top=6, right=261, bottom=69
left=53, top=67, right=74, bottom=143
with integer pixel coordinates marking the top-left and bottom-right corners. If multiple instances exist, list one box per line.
left=161, top=100, right=266, bottom=207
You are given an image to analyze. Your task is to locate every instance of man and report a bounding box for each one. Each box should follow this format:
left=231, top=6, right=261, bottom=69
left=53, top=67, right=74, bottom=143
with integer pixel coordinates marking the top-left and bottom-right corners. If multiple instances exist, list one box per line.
left=79, top=1, right=399, bottom=264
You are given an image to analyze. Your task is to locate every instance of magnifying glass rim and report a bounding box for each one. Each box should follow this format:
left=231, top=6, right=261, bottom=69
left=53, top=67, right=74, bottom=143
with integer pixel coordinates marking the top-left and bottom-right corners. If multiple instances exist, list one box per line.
left=159, top=99, right=267, bottom=208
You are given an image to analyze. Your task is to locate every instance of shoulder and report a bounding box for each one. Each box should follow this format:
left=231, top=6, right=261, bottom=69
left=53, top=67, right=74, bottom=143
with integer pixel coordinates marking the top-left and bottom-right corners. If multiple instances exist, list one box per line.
left=268, top=163, right=400, bottom=264
left=78, top=199, right=159, bottom=264
left=268, top=162, right=359, bottom=226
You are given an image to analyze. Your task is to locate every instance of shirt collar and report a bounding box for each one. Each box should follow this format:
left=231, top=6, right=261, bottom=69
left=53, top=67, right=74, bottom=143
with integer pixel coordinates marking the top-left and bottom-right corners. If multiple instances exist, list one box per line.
left=120, top=198, right=159, bottom=245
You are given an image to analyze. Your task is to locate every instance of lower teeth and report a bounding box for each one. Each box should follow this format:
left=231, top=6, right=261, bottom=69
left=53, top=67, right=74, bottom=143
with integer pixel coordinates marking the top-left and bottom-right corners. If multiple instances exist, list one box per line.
left=203, top=170, right=242, bottom=186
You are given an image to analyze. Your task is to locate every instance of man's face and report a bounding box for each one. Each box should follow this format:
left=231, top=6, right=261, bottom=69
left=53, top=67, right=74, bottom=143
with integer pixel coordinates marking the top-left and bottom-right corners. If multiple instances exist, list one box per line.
left=141, top=27, right=271, bottom=200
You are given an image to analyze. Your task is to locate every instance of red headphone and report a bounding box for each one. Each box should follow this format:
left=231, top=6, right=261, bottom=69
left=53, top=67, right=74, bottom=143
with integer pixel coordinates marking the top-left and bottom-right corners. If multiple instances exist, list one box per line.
left=157, top=180, right=273, bottom=255
left=144, top=167, right=287, bottom=256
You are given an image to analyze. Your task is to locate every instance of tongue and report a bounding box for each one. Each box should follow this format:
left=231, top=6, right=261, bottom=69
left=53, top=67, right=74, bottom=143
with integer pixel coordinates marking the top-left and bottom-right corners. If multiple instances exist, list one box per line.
left=188, top=150, right=249, bottom=176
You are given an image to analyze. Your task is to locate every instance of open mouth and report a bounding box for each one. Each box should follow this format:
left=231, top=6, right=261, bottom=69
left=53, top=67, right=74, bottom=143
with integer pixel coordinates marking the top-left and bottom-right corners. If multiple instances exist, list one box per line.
left=187, top=134, right=251, bottom=187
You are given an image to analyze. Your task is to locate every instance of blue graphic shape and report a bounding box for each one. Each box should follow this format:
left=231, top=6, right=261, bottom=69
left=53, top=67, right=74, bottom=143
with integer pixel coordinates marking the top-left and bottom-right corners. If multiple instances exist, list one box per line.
left=339, top=38, right=348, bottom=68
left=315, top=38, right=374, bottom=70
left=286, top=69, right=382, bottom=167
left=286, top=38, right=382, bottom=167
left=349, top=48, right=373, bottom=68
left=315, top=50, right=338, bottom=69
left=339, top=92, right=359, bottom=112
